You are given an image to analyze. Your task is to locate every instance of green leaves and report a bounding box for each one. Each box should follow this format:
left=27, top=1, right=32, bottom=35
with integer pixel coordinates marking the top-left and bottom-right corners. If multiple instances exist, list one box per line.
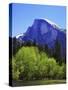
left=12, top=46, right=66, bottom=80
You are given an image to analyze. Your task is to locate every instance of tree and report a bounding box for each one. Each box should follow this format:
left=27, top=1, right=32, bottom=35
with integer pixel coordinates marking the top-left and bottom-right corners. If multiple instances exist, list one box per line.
left=33, top=39, right=36, bottom=46
left=12, top=46, right=66, bottom=80
left=24, top=40, right=33, bottom=46
left=37, top=45, right=43, bottom=52
left=44, top=44, right=53, bottom=57
left=12, top=37, right=22, bottom=55
left=12, top=57, right=20, bottom=80
left=47, top=58, right=57, bottom=79
left=54, top=40, right=61, bottom=64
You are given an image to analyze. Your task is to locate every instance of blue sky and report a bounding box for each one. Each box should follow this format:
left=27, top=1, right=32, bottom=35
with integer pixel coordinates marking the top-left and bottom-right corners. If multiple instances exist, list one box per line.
left=11, top=3, right=66, bottom=37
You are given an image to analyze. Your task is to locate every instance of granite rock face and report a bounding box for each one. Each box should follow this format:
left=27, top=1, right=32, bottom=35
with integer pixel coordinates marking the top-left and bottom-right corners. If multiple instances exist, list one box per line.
left=16, top=19, right=66, bottom=59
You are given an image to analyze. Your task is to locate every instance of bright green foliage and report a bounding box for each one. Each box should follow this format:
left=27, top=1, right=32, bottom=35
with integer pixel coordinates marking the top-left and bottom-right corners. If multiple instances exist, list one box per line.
left=47, top=58, right=57, bottom=79
left=12, top=57, right=20, bottom=80
left=56, top=63, right=66, bottom=79
left=12, top=46, right=66, bottom=80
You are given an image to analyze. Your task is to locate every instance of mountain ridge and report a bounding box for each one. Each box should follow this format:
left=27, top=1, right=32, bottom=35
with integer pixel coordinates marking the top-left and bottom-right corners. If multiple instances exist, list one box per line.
left=15, top=19, right=66, bottom=60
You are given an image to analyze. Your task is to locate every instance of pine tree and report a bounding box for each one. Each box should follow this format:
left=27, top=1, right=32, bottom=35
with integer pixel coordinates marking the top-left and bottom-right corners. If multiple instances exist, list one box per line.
left=54, top=40, right=61, bottom=64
